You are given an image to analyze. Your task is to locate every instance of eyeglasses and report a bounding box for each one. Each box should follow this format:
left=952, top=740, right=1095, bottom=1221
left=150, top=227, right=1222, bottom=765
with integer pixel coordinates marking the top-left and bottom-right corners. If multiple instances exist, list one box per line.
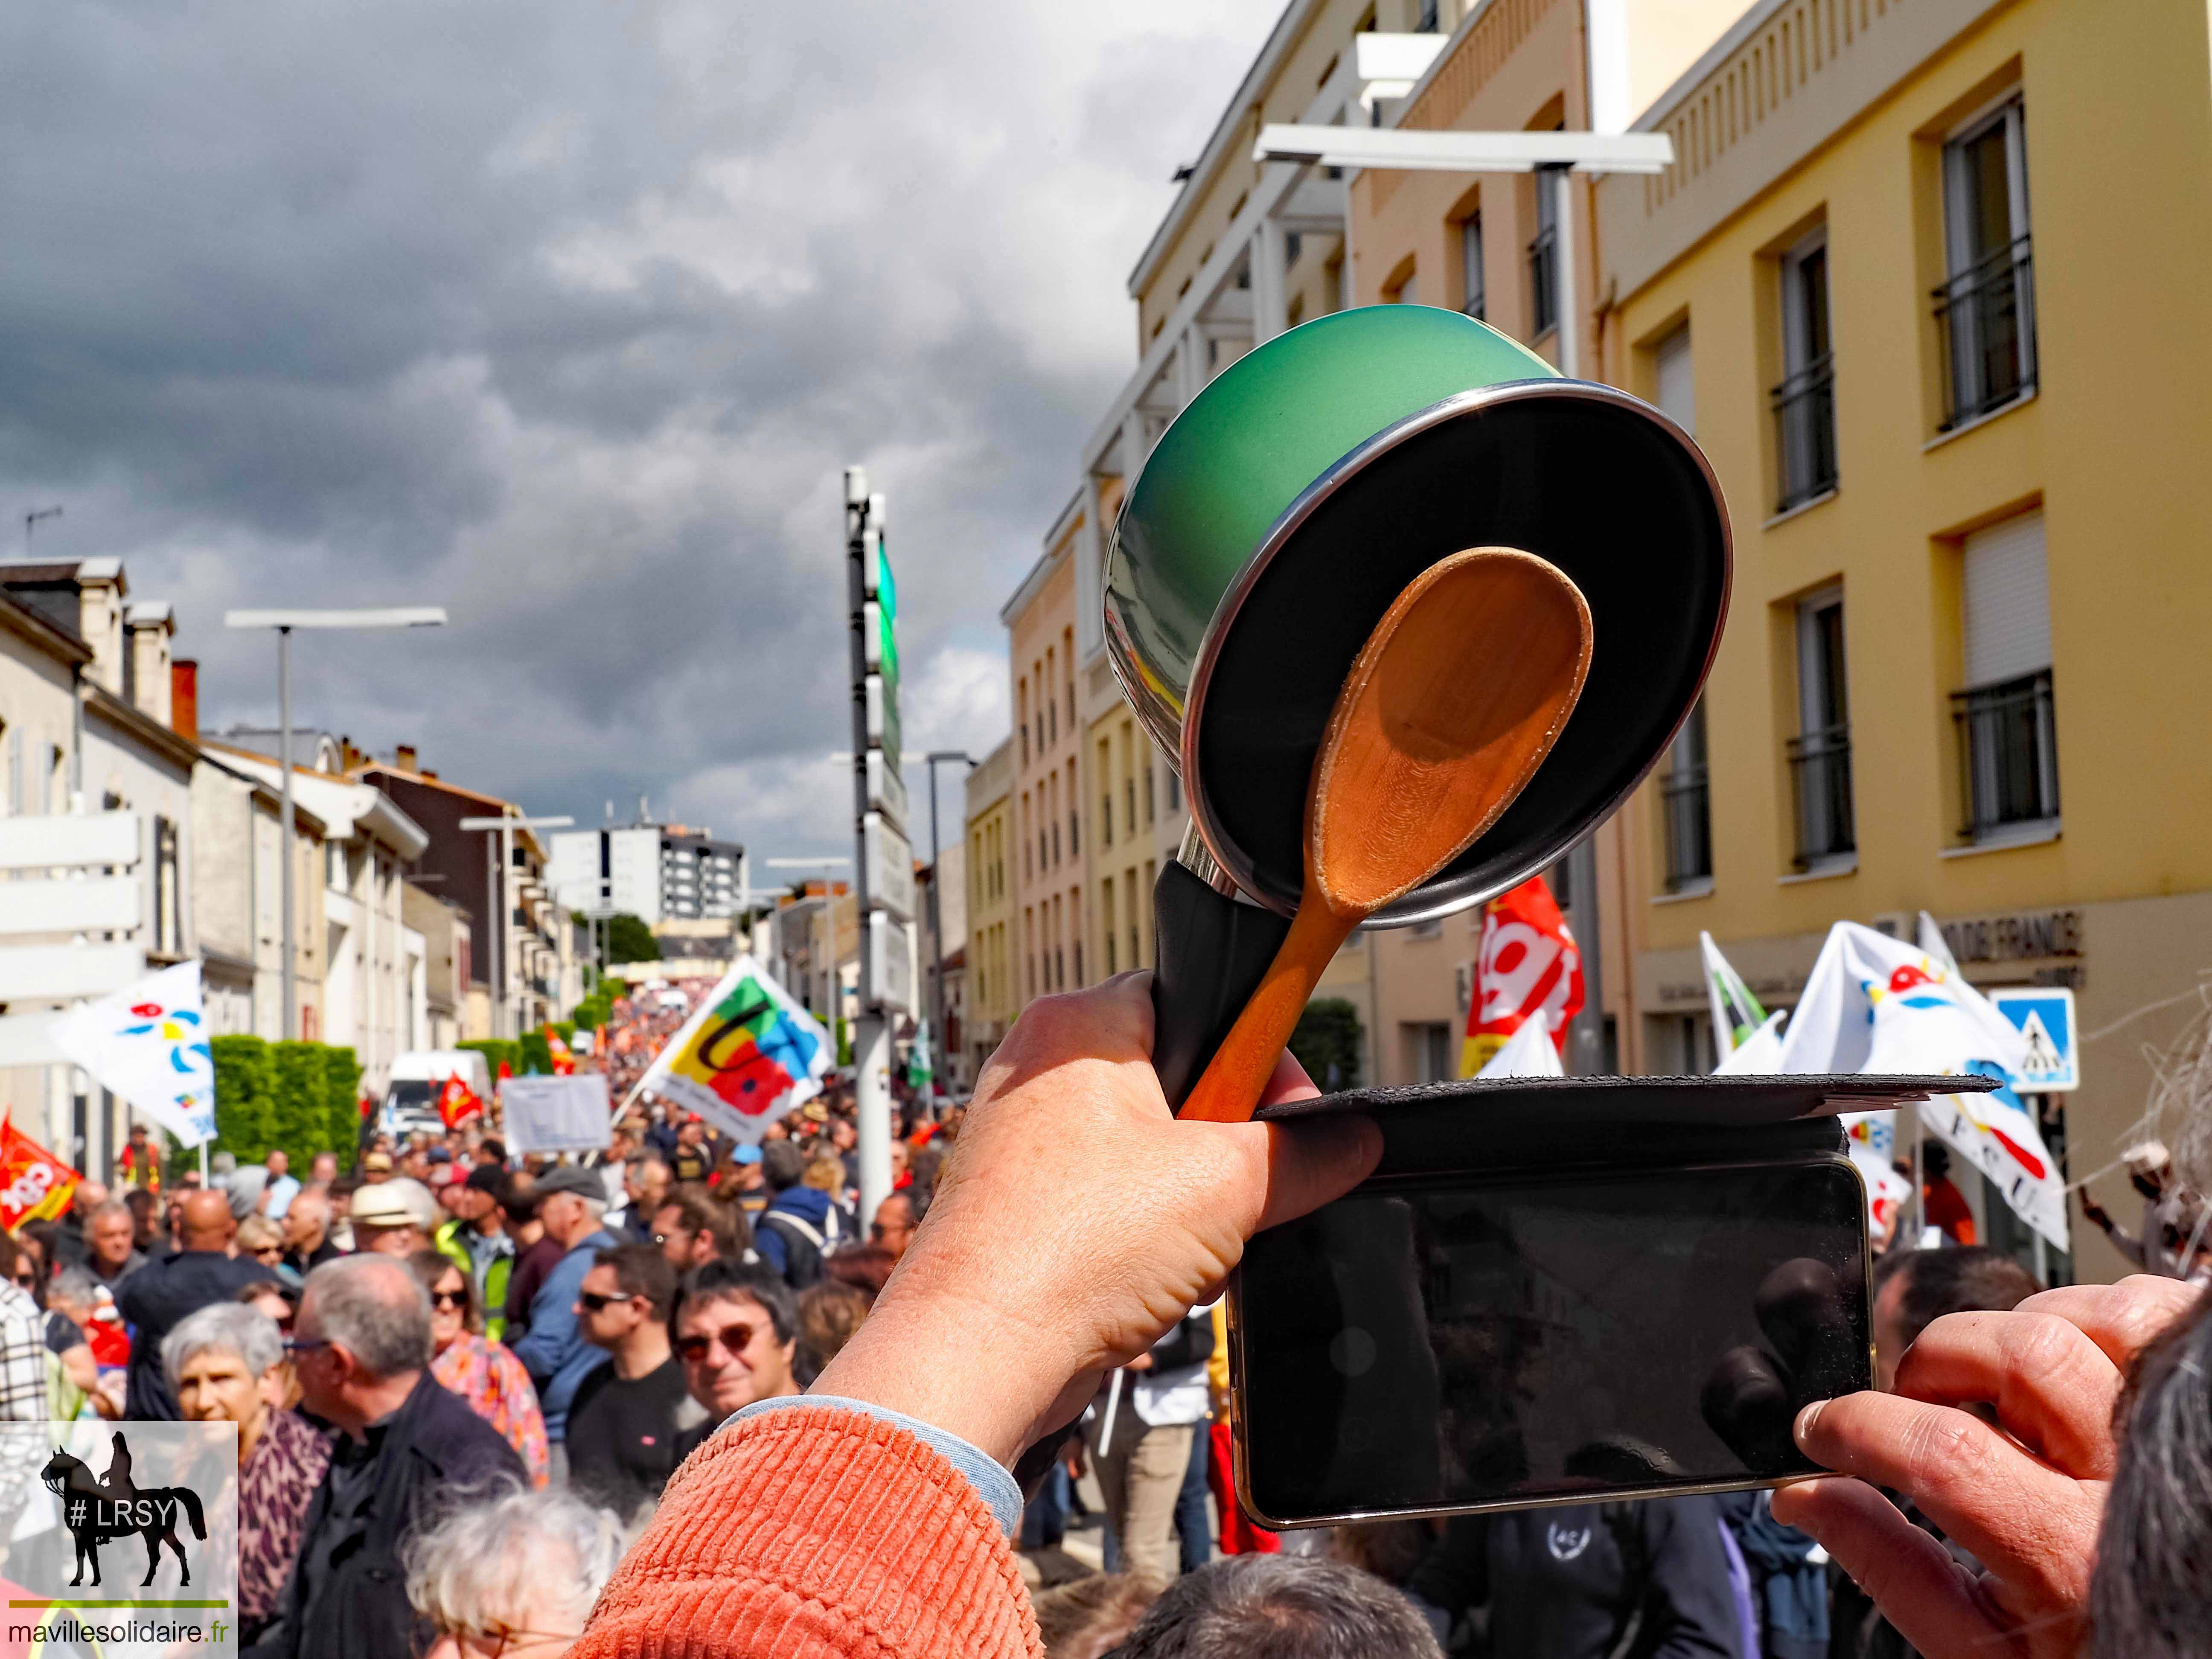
left=414, top=1622, right=581, bottom=1658
left=869, top=1222, right=910, bottom=1240
left=576, top=1291, right=634, bottom=1313
left=11, top=1272, right=35, bottom=1289
left=674, top=1321, right=758, bottom=1362
left=429, top=1289, right=468, bottom=1311
left=283, top=1336, right=331, bottom=1357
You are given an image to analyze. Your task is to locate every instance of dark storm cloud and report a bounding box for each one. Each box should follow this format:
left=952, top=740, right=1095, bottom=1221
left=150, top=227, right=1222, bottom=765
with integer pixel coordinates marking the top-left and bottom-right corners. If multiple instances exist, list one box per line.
left=0, top=0, right=1281, bottom=853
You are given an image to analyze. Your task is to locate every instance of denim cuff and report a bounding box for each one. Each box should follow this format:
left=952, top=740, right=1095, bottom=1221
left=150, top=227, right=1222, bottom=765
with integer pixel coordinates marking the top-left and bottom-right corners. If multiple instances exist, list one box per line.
left=725, top=1395, right=1024, bottom=1537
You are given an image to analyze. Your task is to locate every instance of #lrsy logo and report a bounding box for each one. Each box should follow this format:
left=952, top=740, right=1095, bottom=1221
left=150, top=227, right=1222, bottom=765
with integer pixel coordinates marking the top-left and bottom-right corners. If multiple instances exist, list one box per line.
left=41, top=1432, right=206, bottom=1587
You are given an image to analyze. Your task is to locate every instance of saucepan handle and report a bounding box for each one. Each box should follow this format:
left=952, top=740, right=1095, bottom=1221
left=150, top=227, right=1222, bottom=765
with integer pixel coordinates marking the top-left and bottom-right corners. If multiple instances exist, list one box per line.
left=1149, top=860, right=1292, bottom=1113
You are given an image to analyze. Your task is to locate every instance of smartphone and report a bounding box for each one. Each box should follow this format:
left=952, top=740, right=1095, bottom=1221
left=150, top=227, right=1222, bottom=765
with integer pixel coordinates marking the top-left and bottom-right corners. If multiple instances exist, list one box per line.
left=1229, top=1155, right=1870, bottom=1527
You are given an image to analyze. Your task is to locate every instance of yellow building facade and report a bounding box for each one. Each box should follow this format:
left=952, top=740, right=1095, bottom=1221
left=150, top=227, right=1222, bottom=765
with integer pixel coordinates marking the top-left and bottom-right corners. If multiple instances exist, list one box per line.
left=962, top=737, right=1015, bottom=1080
left=1585, top=0, right=2212, bottom=1280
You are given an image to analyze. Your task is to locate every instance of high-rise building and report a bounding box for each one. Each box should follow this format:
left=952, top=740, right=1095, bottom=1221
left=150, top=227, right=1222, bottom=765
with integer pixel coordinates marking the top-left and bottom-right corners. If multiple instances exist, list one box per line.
left=550, top=822, right=747, bottom=926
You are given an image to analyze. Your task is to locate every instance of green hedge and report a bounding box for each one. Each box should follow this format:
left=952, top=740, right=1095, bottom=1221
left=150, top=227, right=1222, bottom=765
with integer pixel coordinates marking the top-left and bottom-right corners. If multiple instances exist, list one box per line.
left=457, top=1038, right=520, bottom=1080
left=322, top=1046, right=361, bottom=1173
left=1289, top=998, right=1364, bottom=1093
left=517, top=1030, right=554, bottom=1077
left=207, top=1034, right=274, bottom=1162
left=183, top=1036, right=362, bottom=1175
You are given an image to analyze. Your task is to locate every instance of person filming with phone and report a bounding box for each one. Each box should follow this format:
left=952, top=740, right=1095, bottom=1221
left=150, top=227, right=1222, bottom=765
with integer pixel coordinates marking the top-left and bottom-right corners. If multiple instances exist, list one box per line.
left=566, top=975, right=2212, bottom=1659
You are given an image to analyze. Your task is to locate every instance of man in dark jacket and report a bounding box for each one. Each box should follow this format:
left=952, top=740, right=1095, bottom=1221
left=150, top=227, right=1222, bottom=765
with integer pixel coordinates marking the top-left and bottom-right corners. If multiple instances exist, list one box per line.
left=1406, top=1495, right=1741, bottom=1659
left=116, top=1189, right=280, bottom=1418
left=249, top=1253, right=524, bottom=1659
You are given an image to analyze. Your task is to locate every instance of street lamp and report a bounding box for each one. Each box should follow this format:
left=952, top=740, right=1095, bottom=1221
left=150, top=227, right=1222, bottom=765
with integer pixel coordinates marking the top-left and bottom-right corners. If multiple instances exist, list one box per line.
left=921, top=749, right=974, bottom=1099
left=459, top=812, right=576, bottom=1037
left=224, top=606, right=448, bottom=1039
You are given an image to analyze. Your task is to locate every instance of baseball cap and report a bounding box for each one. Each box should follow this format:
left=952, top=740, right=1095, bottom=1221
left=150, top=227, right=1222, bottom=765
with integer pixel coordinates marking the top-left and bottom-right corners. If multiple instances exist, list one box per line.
left=350, top=1177, right=439, bottom=1230
left=531, top=1166, right=606, bottom=1205
left=733, top=1144, right=763, bottom=1165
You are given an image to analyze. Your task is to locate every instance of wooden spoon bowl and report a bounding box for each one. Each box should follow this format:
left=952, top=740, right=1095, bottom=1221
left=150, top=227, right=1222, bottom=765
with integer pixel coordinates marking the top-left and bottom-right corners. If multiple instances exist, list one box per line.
left=1177, top=547, right=1592, bottom=1124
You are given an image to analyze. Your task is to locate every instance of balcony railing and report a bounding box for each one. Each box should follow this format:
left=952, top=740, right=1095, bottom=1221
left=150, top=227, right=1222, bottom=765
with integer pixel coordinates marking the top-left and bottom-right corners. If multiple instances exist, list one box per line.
left=1771, top=352, right=1838, bottom=512
left=1787, top=725, right=1855, bottom=868
left=1935, top=235, right=2036, bottom=431
left=1527, top=225, right=1557, bottom=336
left=1953, top=668, right=2058, bottom=838
left=1661, top=767, right=1712, bottom=891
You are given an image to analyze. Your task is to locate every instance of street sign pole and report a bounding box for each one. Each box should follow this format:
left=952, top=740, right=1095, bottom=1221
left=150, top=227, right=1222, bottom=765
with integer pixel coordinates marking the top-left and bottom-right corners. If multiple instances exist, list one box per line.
left=847, top=468, right=893, bottom=1223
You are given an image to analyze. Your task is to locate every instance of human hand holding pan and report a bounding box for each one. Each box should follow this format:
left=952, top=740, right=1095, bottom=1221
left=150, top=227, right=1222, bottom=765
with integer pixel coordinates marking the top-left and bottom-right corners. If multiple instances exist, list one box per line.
left=1176, top=547, right=1592, bottom=1125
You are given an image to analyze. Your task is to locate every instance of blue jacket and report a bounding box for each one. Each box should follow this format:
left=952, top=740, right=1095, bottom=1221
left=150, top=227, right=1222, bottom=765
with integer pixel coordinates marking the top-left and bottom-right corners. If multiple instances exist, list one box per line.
left=508, top=1227, right=617, bottom=1441
left=754, top=1186, right=845, bottom=1281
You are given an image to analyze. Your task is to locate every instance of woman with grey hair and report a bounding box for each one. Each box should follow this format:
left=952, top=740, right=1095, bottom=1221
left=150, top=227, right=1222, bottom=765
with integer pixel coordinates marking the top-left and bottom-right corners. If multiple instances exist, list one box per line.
left=162, top=1301, right=331, bottom=1644
left=404, top=1481, right=624, bottom=1658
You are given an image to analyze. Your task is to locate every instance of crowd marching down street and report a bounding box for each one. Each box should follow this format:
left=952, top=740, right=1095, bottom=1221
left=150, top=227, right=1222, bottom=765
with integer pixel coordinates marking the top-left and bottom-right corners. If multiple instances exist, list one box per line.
left=0, top=960, right=2194, bottom=1659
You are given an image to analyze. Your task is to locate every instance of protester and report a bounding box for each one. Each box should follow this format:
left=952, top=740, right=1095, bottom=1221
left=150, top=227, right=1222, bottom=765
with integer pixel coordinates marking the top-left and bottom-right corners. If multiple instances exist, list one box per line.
left=501, top=1179, right=559, bottom=1339
left=405, top=1249, right=550, bottom=1487
left=1915, top=1144, right=1976, bottom=1246
left=792, top=1281, right=870, bottom=1386
left=122, top=1185, right=160, bottom=1253
left=1116, top=1556, right=1442, bottom=1658
left=2078, top=1141, right=2189, bottom=1275
left=117, top=1121, right=162, bottom=1190
left=237, top=1216, right=288, bottom=1275
left=403, top=1482, right=625, bottom=1659
left=42, top=1264, right=106, bottom=1413
left=163, top=1302, right=331, bottom=1644
left=823, top=1243, right=897, bottom=1302
left=260, top=1148, right=300, bottom=1220
left=621, top=1156, right=673, bottom=1241
left=669, top=1121, right=713, bottom=1185
left=233, top=1281, right=303, bottom=1409
left=117, top=1188, right=281, bottom=1419
left=1085, top=1304, right=1214, bottom=1585
left=510, top=1167, right=623, bottom=1479
left=82, top=1199, right=144, bottom=1289
left=0, top=1233, right=49, bottom=1426
left=253, top=1254, right=526, bottom=1659
left=359, top=1150, right=394, bottom=1184
left=754, top=1141, right=844, bottom=1288
left=868, top=1193, right=917, bottom=1263
left=1869, top=1245, right=2038, bottom=1391
left=349, top=1177, right=439, bottom=1256
left=279, top=1189, right=341, bottom=1278
left=434, top=1165, right=515, bottom=1338
left=649, top=1191, right=740, bottom=1272
left=667, top=1260, right=800, bottom=1460
left=309, top=1151, right=339, bottom=1186
left=566, top=1243, right=705, bottom=1522
left=725, top=1144, right=769, bottom=1223
left=1030, top=1573, right=1158, bottom=1659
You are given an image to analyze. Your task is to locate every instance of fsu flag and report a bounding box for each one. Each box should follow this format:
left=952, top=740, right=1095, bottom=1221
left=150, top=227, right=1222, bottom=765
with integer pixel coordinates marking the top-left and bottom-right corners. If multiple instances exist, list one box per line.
left=435, top=1074, right=484, bottom=1129
left=0, top=1116, right=80, bottom=1233
left=1458, top=876, right=1584, bottom=1077
left=634, top=956, right=831, bottom=1143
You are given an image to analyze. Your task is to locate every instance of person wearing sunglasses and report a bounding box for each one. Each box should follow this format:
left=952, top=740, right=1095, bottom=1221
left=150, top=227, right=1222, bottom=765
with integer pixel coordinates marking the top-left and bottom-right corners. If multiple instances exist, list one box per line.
left=403, top=1250, right=549, bottom=1487
left=664, top=1260, right=800, bottom=1466
left=404, top=1481, right=622, bottom=1659
left=565, top=1245, right=703, bottom=1522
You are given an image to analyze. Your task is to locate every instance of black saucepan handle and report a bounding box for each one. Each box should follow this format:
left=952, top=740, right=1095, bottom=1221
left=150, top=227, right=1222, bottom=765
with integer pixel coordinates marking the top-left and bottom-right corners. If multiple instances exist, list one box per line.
left=1150, top=859, right=1293, bottom=1112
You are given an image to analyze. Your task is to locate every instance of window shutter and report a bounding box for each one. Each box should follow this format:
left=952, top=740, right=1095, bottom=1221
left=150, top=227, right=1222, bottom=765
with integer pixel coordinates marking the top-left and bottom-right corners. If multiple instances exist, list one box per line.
left=1656, top=329, right=1694, bottom=436
left=1963, top=511, right=2050, bottom=685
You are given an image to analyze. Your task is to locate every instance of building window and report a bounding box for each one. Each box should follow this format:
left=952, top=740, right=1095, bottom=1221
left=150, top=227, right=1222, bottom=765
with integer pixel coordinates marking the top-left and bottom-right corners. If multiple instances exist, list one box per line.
left=1661, top=700, right=1711, bottom=891
left=1104, top=878, right=1117, bottom=975
left=1417, top=0, right=1440, bottom=32
left=1953, top=511, right=2058, bottom=838
left=1772, top=228, right=1837, bottom=511
left=1936, top=98, right=2034, bottom=430
left=1408, top=1022, right=1452, bottom=1083
left=1167, top=770, right=1182, bottom=812
left=1125, top=779, right=1136, bottom=835
left=1787, top=588, right=1854, bottom=870
left=1052, top=822, right=1060, bottom=865
left=1528, top=173, right=1559, bottom=336
left=1461, top=214, right=1485, bottom=320
left=1654, top=325, right=1694, bottom=435
left=1100, top=790, right=1113, bottom=847
left=1144, top=766, right=1156, bottom=824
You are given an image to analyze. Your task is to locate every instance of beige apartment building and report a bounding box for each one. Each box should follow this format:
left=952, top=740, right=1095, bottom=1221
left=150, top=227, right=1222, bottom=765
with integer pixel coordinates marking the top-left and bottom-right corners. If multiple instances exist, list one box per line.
left=962, top=739, right=1014, bottom=1080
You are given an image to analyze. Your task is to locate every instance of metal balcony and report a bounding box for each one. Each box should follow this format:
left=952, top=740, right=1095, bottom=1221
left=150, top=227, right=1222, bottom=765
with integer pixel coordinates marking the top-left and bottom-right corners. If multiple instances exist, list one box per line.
left=1935, top=236, right=2036, bottom=431
left=1787, top=725, right=1855, bottom=869
left=1771, top=352, right=1838, bottom=512
left=1953, top=668, right=2058, bottom=838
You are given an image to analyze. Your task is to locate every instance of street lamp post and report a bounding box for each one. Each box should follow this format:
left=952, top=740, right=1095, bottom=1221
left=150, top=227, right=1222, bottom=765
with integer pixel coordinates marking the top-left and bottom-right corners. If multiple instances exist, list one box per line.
left=922, top=749, right=973, bottom=1100
left=459, top=812, right=575, bottom=1037
left=225, top=607, right=447, bottom=1039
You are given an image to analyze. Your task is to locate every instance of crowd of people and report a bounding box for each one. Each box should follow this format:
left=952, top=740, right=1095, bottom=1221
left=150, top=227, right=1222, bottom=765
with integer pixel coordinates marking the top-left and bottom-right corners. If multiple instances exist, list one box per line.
left=1, top=973, right=2206, bottom=1658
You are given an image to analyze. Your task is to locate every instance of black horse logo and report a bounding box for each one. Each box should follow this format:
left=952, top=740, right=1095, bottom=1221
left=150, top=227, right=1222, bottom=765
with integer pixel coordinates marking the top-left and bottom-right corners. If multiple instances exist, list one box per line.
left=39, top=1435, right=206, bottom=1587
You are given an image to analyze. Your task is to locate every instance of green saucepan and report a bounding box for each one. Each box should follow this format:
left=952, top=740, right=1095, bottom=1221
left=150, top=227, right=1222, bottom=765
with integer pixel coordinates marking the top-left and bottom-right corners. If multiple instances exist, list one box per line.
left=1104, top=303, right=1731, bottom=927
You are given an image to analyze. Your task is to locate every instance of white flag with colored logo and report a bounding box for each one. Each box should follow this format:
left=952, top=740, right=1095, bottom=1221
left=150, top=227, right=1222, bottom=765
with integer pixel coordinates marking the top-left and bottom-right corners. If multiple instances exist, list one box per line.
left=1776, top=922, right=2065, bottom=1249
left=52, top=961, right=218, bottom=1147
left=1476, top=1014, right=1567, bottom=1078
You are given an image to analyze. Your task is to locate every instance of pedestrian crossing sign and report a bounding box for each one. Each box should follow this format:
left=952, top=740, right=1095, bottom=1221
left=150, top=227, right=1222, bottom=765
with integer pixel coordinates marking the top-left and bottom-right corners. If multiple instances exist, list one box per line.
left=1990, top=987, right=2078, bottom=1093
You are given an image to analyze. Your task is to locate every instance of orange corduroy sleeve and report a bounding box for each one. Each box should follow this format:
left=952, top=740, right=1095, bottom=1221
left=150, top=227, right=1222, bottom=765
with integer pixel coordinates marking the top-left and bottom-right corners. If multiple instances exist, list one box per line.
left=572, top=1403, right=1044, bottom=1659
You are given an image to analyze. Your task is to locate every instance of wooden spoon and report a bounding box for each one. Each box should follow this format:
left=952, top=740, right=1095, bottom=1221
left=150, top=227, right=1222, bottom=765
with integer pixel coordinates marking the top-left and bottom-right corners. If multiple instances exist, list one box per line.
left=1177, top=547, right=1593, bottom=1124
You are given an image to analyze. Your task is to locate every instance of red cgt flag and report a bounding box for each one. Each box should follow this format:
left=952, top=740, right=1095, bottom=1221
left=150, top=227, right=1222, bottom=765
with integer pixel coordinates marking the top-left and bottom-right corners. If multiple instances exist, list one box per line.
left=0, top=1115, right=80, bottom=1234
left=544, top=1024, right=576, bottom=1076
left=1459, top=875, right=1585, bottom=1076
left=435, top=1073, right=484, bottom=1129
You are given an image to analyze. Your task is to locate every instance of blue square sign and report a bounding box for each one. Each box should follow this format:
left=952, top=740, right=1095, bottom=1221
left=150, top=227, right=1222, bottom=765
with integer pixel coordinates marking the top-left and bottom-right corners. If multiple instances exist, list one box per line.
left=1991, top=987, right=2078, bottom=1093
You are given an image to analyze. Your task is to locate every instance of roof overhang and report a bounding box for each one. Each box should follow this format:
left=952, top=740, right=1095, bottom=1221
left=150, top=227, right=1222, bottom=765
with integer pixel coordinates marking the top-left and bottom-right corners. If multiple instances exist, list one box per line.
left=1253, top=125, right=1674, bottom=173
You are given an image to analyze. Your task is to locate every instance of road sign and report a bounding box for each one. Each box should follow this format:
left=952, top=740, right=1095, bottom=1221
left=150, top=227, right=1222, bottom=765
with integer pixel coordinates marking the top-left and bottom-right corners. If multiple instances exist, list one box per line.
left=1991, top=987, right=2078, bottom=1092
left=865, top=749, right=908, bottom=831
left=864, top=675, right=902, bottom=775
left=863, top=812, right=916, bottom=923
left=868, top=909, right=916, bottom=1018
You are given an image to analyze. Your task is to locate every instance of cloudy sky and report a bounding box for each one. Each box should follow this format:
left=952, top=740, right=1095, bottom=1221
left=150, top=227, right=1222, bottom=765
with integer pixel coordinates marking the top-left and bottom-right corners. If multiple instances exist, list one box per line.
left=2, top=0, right=1283, bottom=868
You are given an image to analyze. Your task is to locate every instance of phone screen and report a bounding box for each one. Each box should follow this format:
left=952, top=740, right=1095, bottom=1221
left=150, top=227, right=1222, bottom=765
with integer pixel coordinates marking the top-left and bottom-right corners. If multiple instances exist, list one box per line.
left=1234, top=1158, right=1869, bottom=1525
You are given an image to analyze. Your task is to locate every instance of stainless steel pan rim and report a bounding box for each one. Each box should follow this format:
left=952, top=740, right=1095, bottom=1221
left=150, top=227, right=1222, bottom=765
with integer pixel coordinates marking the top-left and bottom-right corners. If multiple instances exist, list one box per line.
left=1166, top=376, right=1733, bottom=928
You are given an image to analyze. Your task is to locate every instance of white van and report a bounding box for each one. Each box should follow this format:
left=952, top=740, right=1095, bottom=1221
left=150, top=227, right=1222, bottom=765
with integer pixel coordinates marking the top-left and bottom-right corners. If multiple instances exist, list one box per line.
left=380, top=1049, right=494, bottom=1139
